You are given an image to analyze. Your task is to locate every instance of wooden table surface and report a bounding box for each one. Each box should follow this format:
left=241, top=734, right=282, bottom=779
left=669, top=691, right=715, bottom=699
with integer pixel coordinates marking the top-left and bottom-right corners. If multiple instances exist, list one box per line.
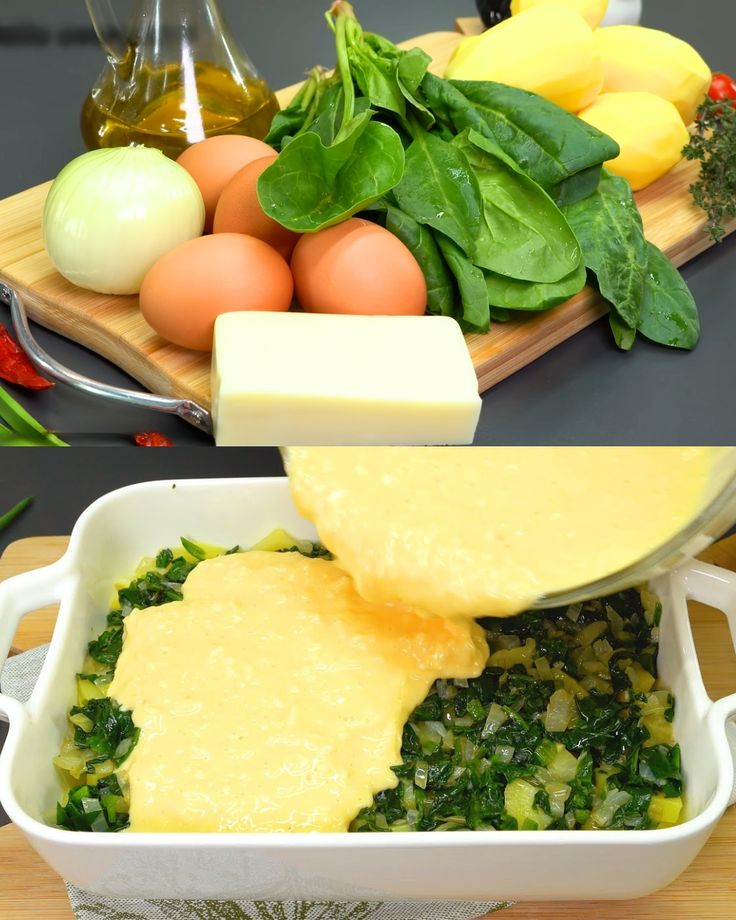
left=1, top=535, right=735, bottom=918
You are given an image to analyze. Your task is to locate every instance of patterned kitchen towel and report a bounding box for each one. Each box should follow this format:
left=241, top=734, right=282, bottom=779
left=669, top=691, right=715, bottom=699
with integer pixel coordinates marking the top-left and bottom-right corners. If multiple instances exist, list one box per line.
left=64, top=894, right=511, bottom=920
left=1, top=647, right=510, bottom=920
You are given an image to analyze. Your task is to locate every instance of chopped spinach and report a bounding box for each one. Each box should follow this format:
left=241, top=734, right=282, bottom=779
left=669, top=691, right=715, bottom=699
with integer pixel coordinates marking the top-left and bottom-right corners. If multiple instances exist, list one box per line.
left=353, top=588, right=682, bottom=833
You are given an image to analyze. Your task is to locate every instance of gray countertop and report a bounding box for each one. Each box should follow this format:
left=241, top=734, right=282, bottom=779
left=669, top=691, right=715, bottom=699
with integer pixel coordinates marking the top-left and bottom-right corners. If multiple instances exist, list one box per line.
left=0, top=0, right=735, bottom=446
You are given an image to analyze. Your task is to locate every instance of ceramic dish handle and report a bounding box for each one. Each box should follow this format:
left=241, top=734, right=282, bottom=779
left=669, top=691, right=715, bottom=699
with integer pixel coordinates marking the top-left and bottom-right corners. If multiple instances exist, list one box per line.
left=0, top=559, right=69, bottom=724
left=680, top=560, right=736, bottom=780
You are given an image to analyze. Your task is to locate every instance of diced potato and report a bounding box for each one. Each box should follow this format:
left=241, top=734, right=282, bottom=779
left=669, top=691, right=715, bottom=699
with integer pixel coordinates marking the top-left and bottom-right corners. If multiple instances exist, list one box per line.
left=649, top=794, right=683, bottom=826
left=504, top=779, right=553, bottom=830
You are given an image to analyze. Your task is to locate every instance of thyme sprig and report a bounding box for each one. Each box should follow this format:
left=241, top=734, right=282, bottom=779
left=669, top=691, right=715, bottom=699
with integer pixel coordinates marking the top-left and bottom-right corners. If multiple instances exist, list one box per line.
left=683, top=98, right=736, bottom=243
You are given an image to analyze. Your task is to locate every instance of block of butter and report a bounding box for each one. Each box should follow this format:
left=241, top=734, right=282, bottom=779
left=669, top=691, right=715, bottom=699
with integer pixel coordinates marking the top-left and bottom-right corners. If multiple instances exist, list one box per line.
left=211, top=312, right=481, bottom=446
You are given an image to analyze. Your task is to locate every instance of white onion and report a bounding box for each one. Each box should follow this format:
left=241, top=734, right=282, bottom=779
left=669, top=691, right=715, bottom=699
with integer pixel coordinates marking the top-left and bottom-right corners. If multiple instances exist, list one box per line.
left=43, top=146, right=205, bottom=295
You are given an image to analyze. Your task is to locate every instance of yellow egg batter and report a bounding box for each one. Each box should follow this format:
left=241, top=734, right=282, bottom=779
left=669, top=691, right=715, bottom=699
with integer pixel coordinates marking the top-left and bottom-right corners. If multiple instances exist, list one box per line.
left=285, top=447, right=717, bottom=618
left=110, top=551, right=487, bottom=833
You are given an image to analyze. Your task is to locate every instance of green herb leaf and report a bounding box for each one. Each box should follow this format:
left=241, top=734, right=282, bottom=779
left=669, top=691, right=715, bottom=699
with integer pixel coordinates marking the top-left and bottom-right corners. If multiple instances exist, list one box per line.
left=0, top=495, right=32, bottom=532
left=0, top=384, right=68, bottom=447
left=683, top=98, right=736, bottom=243
left=180, top=537, right=207, bottom=560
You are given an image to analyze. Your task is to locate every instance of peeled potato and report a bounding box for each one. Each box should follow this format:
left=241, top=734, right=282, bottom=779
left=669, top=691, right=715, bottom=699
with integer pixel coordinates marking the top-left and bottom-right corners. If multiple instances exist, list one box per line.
left=510, top=0, right=608, bottom=30
left=593, top=26, right=711, bottom=125
left=445, top=6, right=603, bottom=113
left=578, top=92, right=689, bottom=190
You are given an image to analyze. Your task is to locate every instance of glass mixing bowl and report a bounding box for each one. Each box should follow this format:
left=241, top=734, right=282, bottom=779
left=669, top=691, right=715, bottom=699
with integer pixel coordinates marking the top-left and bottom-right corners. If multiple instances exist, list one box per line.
left=534, top=446, right=736, bottom=609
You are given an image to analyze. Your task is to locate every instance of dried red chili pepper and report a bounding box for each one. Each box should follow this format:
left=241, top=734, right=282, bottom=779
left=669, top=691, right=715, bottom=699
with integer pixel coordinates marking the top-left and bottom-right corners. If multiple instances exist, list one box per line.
left=134, top=431, right=174, bottom=447
left=0, top=324, right=54, bottom=390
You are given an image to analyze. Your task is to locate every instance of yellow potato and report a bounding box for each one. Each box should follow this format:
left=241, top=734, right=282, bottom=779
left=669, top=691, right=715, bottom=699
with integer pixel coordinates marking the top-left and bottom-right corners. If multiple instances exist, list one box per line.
left=446, top=6, right=603, bottom=113
left=578, top=92, right=689, bottom=190
left=510, top=0, right=608, bottom=30
left=593, top=26, right=711, bottom=126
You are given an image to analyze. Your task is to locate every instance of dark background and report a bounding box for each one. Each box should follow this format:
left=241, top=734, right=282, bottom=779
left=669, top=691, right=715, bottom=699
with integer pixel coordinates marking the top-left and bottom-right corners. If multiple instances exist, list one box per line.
left=0, top=0, right=735, bottom=445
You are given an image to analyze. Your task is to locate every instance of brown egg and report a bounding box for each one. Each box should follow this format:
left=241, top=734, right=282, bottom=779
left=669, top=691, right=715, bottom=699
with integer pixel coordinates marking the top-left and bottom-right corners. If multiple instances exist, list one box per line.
left=177, top=136, right=276, bottom=231
left=213, top=155, right=301, bottom=260
left=139, top=233, right=293, bottom=352
left=291, top=218, right=427, bottom=316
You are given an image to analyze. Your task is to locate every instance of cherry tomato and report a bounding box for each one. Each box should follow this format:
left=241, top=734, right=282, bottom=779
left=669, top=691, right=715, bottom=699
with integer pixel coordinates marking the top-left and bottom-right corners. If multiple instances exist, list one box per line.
left=708, top=72, right=736, bottom=105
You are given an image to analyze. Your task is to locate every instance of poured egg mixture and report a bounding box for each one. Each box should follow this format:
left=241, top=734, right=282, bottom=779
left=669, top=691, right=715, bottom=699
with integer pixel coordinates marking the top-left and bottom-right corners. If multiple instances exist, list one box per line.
left=110, top=551, right=487, bottom=833
left=286, top=447, right=717, bottom=618
left=111, top=447, right=717, bottom=833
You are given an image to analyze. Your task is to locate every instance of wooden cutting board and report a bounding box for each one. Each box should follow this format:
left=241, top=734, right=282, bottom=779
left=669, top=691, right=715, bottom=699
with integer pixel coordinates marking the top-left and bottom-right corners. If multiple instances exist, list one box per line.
left=0, top=23, right=733, bottom=409
left=1, top=533, right=735, bottom=918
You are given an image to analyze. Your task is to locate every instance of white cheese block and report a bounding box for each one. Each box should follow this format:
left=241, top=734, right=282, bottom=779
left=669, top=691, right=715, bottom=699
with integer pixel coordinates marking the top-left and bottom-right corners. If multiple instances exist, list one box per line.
left=211, top=312, right=481, bottom=446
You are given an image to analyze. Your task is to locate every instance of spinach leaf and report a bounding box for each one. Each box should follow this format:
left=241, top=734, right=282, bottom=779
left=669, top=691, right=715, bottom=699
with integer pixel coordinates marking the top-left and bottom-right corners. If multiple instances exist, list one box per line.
left=56, top=777, right=129, bottom=833
left=355, top=587, right=679, bottom=834
left=396, top=48, right=435, bottom=129
left=348, top=45, right=406, bottom=119
left=563, top=171, right=647, bottom=331
left=638, top=242, right=700, bottom=350
left=258, top=116, right=405, bottom=233
left=88, top=627, right=123, bottom=667
left=393, top=129, right=482, bottom=257
left=264, top=69, right=333, bottom=150
left=436, top=235, right=490, bottom=333
left=455, top=129, right=582, bottom=284
left=422, top=74, right=619, bottom=191
left=552, top=165, right=603, bottom=208
left=70, top=698, right=139, bottom=765
left=305, top=82, right=346, bottom=146
left=609, top=311, right=637, bottom=352
left=384, top=203, right=456, bottom=317
left=485, top=259, right=587, bottom=312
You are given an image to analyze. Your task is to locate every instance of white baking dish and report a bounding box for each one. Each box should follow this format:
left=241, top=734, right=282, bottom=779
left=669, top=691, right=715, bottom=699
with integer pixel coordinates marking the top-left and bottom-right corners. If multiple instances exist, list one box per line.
left=0, top=477, right=735, bottom=902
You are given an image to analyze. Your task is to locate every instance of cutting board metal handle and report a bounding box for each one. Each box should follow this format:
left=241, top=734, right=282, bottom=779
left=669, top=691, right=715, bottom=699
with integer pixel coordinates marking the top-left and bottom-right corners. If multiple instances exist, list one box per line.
left=0, top=282, right=213, bottom=437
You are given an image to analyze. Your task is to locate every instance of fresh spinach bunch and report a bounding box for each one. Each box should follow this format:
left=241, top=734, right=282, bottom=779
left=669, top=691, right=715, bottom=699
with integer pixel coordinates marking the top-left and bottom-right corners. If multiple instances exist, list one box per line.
left=260, top=2, right=699, bottom=348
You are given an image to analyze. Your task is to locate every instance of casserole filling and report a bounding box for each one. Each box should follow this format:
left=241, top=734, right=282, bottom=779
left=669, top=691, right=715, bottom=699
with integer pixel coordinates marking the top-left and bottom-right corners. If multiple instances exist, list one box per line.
left=55, top=536, right=682, bottom=834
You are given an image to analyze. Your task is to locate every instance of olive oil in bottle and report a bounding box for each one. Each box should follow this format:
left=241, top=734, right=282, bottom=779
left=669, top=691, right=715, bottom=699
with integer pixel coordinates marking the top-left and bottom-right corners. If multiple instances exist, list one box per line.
left=81, top=61, right=279, bottom=159
left=82, top=0, right=280, bottom=158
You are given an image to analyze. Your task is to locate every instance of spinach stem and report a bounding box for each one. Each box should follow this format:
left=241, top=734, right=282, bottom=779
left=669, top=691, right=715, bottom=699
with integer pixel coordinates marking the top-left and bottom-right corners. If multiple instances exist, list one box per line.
left=332, top=3, right=356, bottom=143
